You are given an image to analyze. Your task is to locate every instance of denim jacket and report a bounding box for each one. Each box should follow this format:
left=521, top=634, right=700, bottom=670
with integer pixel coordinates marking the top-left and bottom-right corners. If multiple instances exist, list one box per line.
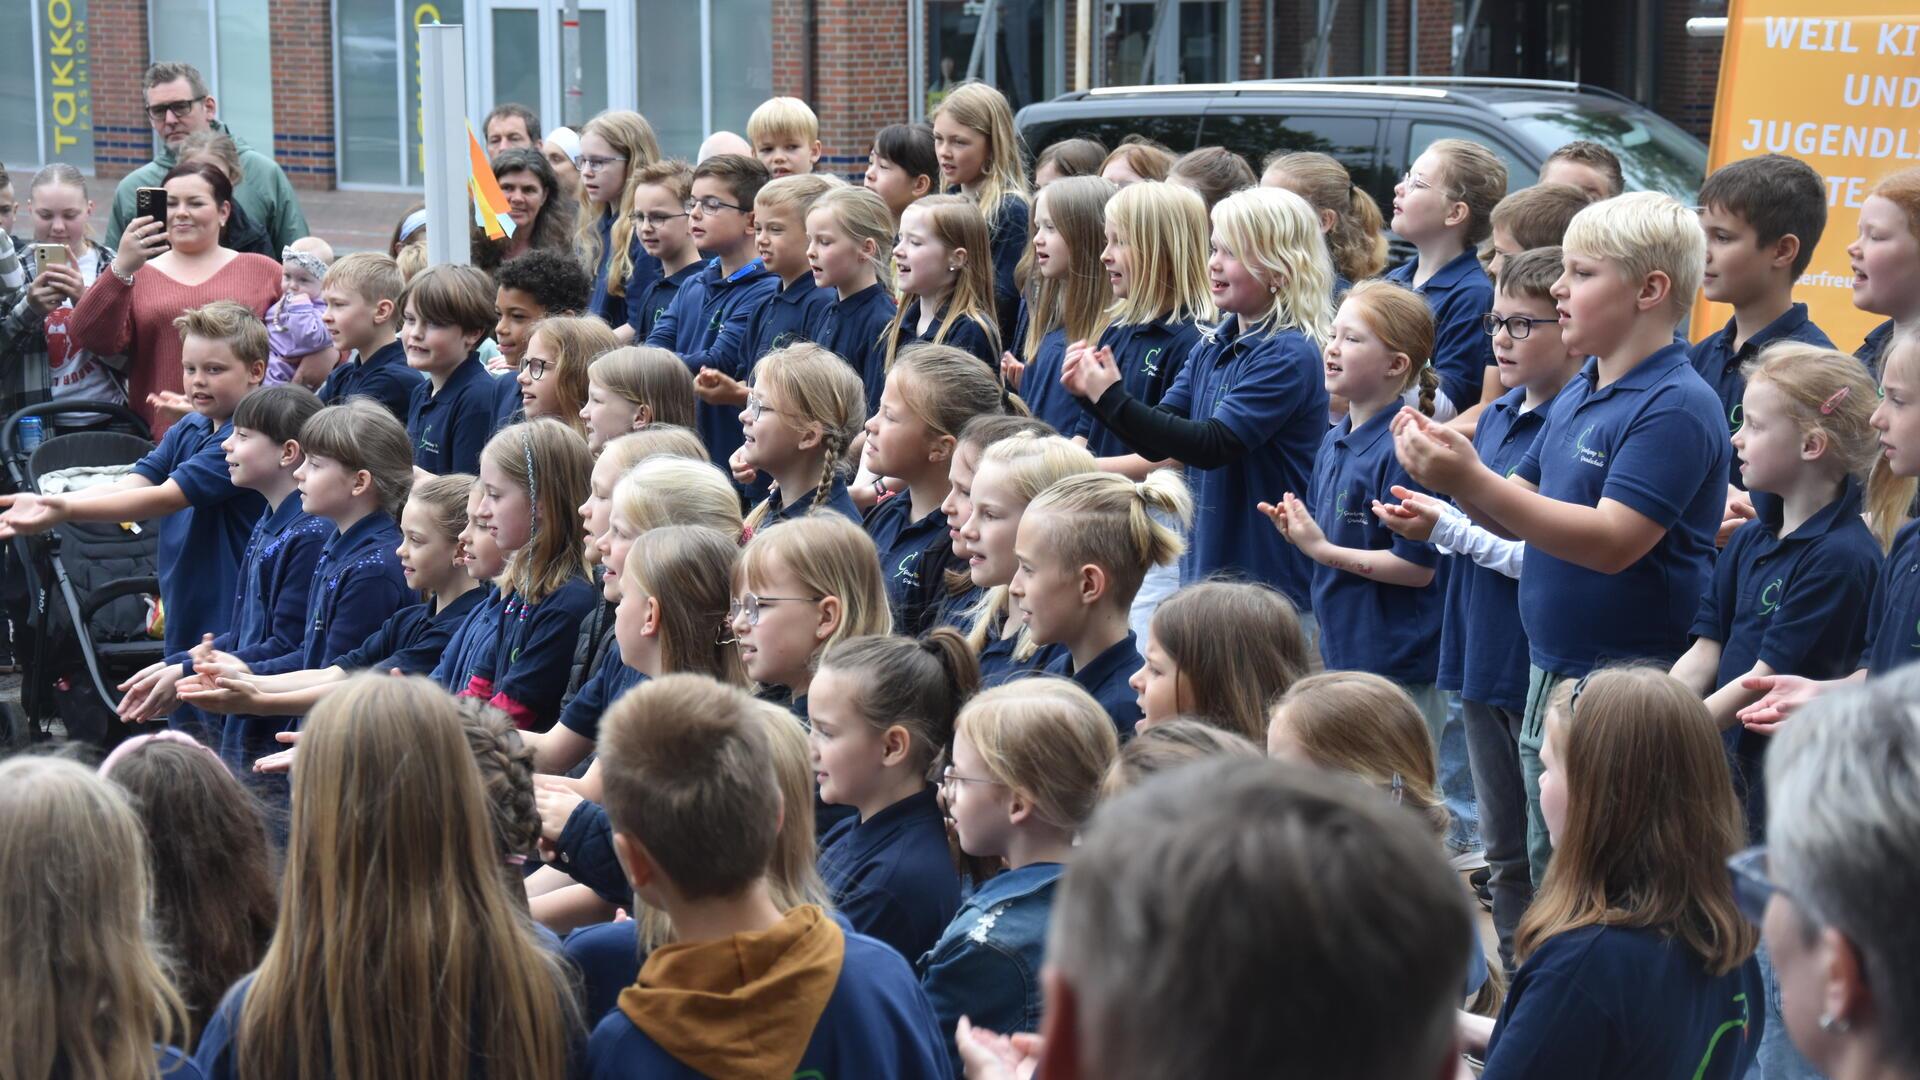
left=917, top=861, right=1062, bottom=1070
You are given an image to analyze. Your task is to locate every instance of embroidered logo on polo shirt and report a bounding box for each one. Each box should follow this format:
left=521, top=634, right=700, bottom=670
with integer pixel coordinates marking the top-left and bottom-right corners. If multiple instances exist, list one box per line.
left=1335, top=489, right=1366, bottom=526
left=1140, top=347, right=1163, bottom=378
left=1728, top=402, right=1744, bottom=435
left=1573, top=424, right=1607, bottom=468
left=1759, top=577, right=1784, bottom=616
left=772, top=330, right=804, bottom=350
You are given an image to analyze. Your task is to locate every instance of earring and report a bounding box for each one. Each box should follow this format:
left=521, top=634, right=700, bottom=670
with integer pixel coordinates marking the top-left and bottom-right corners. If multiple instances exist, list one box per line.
left=1818, top=1013, right=1851, bottom=1034
left=949, top=264, right=959, bottom=272
left=1269, top=283, right=1279, bottom=294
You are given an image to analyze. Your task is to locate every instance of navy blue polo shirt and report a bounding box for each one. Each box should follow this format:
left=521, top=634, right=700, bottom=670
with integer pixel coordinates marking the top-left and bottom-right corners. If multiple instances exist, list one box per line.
left=760, top=478, right=863, bottom=527
left=1857, top=318, right=1897, bottom=375
left=334, top=586, right=485, bottom=674
left=1438, top=385, right=1565, bottom=710
left=818, top=281, right=897, bottom=414
left=645, top=255, right=780, bottom=467
left=625, top=259, right=702, bottom=341
left=987, top=197, right=1031, bottom=342
left=1009, top=309, right=1080, bottom=436
left=892, top=298, right=998, bottom=370
left=476, top=577, right=601, bottom=729
left=1043, top=631, right=1144, bottom=737
left=177, top=498, right=330, bottom=674
left=1687, top=303, right=1834, bottom=484
left=1387, top=249, right=1496, bottom=412
left=1077, top=314, right=1203, bottom=457
left=247, top=511, right=411, bottom=676
left=980, top=624, right=1063, bottom=688
left=131, top=413, right=267, bottom=658
left=491, top=368, right=525, bottom=428
left=863, top=492, right=948, bottom=618
left=1515, top=346, right=1729, bottom=676
left=931, top=581, right=983, bottom=632
left=1159, top=320, right=1327, bottom=612
left=1482, top=925, right=1763, bottom=1080
left=318, top=339, right=418, bottom=424
left=587, top=213, right=661, bottom=330
left=431, top=585, right=504, bottom=693
left=557, top=645, right=646, bottom=741
left=744, top=272, right=834, bottom=362
left=818, top=784, right=962, bottom=962
left=406, top=352, right=495, bottom=476
left=1308, top=407, right=1443, bottom=684
left=1862, top=519, right=1920, bottom=675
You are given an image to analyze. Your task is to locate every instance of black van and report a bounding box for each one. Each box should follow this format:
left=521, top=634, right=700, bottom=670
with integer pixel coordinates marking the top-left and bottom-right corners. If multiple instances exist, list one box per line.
left=1014, top=77, right=1709, bottom=213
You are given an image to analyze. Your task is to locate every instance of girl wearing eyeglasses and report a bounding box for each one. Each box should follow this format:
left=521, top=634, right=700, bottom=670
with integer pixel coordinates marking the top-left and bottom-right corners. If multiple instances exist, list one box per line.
left=508, top=314, right=615, bottom=432
left=573, top=110, right=663, bottom=333
left=738, top=343, right=868, bottom=531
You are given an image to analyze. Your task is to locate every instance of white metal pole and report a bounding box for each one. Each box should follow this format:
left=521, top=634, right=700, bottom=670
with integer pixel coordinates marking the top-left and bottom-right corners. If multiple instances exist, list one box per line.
left=421, top=22, right=471, bottom=267
left=563, top=0, right=584, bottom=126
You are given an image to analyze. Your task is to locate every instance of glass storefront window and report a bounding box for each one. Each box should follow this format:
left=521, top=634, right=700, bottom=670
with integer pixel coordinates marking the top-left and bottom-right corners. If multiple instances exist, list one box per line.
left=922, top=0, right=1062, bottom=116
left=149, top=0, right=276, bottom=155
left=711, top=0, right=775, bottom=144
left=338, top=0, right=403, bottom=185
left=1093, top=0, right=1237, bottom=88
left=491, top=9, right=542, bottom=116
left=634, top=0, right=704, bottom=160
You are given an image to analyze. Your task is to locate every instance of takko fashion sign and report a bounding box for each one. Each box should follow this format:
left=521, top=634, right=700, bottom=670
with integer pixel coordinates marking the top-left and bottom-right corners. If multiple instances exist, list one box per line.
left=44, top=0, right=91, bottom=161
left=1696, top=2, right=1920, bottom=346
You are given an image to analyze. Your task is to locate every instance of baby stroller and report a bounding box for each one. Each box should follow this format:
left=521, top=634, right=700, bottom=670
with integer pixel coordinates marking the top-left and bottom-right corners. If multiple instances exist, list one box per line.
left=1, top=402, right=163, bottom=750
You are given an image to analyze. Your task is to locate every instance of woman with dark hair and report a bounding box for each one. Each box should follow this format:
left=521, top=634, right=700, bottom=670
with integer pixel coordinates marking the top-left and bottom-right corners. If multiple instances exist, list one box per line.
left=68, top=159, right=280, bottom=433
left=475, top=147, right=578, bottom=274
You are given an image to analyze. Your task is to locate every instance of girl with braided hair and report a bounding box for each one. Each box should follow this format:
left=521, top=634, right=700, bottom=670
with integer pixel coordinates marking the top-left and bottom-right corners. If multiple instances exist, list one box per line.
left=739, top=342, right=868, bottom=529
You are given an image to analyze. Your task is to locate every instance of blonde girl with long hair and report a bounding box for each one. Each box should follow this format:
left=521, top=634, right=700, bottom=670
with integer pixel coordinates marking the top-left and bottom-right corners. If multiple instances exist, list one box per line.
left=580, top=345, right=697, bottom=453
left=596, top=455, right=741, bottom=603
left=463, top=420, right=599, bottom=729
left=1001, top=174, right=1118, bottom=435
left=1262, top=150, right=1388, bottom=287
left=512, top=314, right=616, bottom=432
left=574, top=109, right=663, bottom=330
left=733, top=512, right=894, bottom=716
left=884, top=195, right=1002, bottom=371
left=933, top=413, right=1056, bottom=630
left=808, top=185, right=900, bottom=410
left=931, top=80, right=1031, bottom=341
left=1062, top=186, right=1334, bottom=619
left=924, top=678, right=1119, bottom=1065
left=195, top=675, right=582, bottom=1079
left=0, top=756, right=193, bottom=1079
left=741, top=343, right=868, bottom=531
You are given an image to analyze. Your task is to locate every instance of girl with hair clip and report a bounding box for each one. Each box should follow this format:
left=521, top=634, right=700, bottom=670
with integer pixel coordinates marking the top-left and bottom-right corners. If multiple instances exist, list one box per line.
left=1671, top=345, right=1898, bottom=836
left=1130, top=580, right=1312, bottom=742
left=181, top=474, right=489, bottom=729
left=1461, top=668, right=1764, bottom=1080
left=1001, top=174, right=1117, bottom=435
left=1267, top=671, right=1503, bottom=1014
left=580, top=345, right=698, bottom=454
left=574, top=109, right=663, bottom=330
left=1848, top=166, right=1920, bottom=372
left=810, top=629, right=979, bottom=962
left=1063, top=187, right=1333, bottom=619
left=931, top=81, right=1031, bottom=342
left=102, top=733, right=276, bottom=1048
left=0, top=756, right=196, bottom=1079
left=740, top=342, right=868, bottom=529
left=1010, top=470, right=1190, bottom=735
left=884, top=195, right=1002, bottom=371
left=862, top=343, right=1009, bottom=632
left=808, top=186, right=900, bottom=411
left=460, top=421, right=599, bottom=731
left=955, top=432, right=1096, bottom=684
left=922, top=678, right=1120, bottom=1071
left=1100, top=139, right=1175, bottom=187
left=1262, top=150, right=1389, bottom=291
left=505, top=314, right=617, bottom=430
left=932, top=413, right=1056, bottom=630
left=1073, top=180, right=1213, bottom=460
left=562, top=700, right=835, bottom=1024
left=1100, top=716, right=1261, bottom=798
left=1264, top=280, right=1444, bottom=715
left=192, top=675, right=583, bottom=1080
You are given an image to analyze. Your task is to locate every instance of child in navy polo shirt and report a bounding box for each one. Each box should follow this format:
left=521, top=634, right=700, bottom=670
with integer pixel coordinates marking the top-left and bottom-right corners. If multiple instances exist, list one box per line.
left=923, top=679, right=1117, bottom=1074
left=645, top=154, right=779, bottom=468
left=1262, top=150, right=1389, bottom=292
left=864, top=123, right=939, bottom=231
left=1062, top=187, right=1332, bottom=622
left=927, top=414, right=1053, bottom=635
left=623, top=160, right=703, bottom=343
left=582, top=675, right=951, bottom=1080
left=1844, top=167, right=1920, bottom=373
left=1267, top=281, right=1444, bottom=719
left=882, top=195, right=1003, bottom=371
left=1690, top=155, right=1834, bottom=494
left=748, top=96, right=823, bottom=178
left=932, top=81, right=1031, bottom=344
left=318, top=252, right=417, bottom=423
left=492, top=248, right=592, bottom=376
left=1002, top=176, right=1116, bottom=436
left=400, top=264, right=498, bottom=476
left=810, top=631, right=970, bottom=963
left=579, top=347, right=697, bottom=455
left=1386, top=138, right=1507, bottom=422
left=1009, top=471, right=1189, bottom=737
left=739, top=174, right=838, bottom=364
left=862, top=344, right=1006, bottom=632
left=808, top=186, right=899, bottom=413
left=1395, top=193, right=1731, bottom=888
left=1673, top=347, right=1887, bottom=840
left=577, top=111, right=663, bottom=334
left=433, top=479, right=509, bottom=694
left=0, top=301, right=267, bottom=726
left=740, top=344, right=867, bottom=529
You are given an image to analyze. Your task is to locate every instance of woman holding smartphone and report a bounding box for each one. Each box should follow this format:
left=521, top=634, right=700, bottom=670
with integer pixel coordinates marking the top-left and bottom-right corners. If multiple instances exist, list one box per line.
left=67, top=160, right=281, bottom=435
left=0, top=163, right=129, bottom=422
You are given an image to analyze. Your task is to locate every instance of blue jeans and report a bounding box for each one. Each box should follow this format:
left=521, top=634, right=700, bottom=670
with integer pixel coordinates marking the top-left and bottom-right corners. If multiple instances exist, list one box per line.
left=1751, top=940, right=1824, bottom=1079
left=1401, top=684, right=1480, bottom=855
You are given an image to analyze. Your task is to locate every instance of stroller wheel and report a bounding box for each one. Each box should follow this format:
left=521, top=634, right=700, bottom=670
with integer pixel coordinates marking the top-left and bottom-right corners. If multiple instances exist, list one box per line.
left=0, top=700, right=30, bottom=754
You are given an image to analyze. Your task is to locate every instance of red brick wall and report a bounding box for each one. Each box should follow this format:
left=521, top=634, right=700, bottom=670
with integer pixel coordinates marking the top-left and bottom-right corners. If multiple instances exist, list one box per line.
left=269, top=0, right=337, bottom=190
left=1656, top=0, right=1723, bottom=141
left=773, top=0, right=910, bottom=182
left=90, top=0, right=152, bottom=180
left=1239, top=0, right=1266, bottom=79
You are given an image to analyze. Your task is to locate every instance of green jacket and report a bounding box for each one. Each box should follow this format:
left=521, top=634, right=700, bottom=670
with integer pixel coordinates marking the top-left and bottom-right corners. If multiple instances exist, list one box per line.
left=105, top=120, right=309, bottom=252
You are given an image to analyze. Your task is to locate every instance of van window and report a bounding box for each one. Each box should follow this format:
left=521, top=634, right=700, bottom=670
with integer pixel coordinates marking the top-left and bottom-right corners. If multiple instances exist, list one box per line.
left=1406, top=120, right=1538, bottom=188
left=1023, top=114, right=1204, bottom=159
left=1199, top=112, right=1383, bottom=194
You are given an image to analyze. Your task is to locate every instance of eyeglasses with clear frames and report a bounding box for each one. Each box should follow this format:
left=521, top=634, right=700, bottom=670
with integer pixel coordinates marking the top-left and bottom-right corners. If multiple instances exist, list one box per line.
left=578, top=154, right=627, bottom=174
left=940, top=765, right=999, bottom=793
left=728, top=592, right=820, bottom=627
left=743, top=393, right=782, bottom=422
left=1481, top=312, right=1554, bottom=340
left=631, top=210, right=691, bottom=227
left=685, top=195, right=749, bottom=215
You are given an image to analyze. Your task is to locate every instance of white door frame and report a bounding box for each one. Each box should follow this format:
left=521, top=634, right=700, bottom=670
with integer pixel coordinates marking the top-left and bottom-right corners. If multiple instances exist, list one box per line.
left=471, top=0, right=635, bottom=126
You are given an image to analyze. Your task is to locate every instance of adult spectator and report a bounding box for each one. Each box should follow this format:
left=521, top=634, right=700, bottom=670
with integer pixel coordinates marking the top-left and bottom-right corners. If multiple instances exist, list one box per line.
left=474, top=148, right=577, bottom=274
left=1755, top=668, right=1920, bottom=1080
left=543, top=126, right=582, bottom=198
left=0, top=164, right=125, bottom=418
left=174, top=130, right=276, bottom=259
left=72, top=161, right=281, bottom=434
left=485, top=103, right=541, bottom=154
left=105, top=63, right=307, bottom=253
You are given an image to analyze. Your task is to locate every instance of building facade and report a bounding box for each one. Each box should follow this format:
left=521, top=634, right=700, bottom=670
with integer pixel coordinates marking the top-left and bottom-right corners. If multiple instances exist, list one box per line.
left=1, top=0, right=1727, bottom=189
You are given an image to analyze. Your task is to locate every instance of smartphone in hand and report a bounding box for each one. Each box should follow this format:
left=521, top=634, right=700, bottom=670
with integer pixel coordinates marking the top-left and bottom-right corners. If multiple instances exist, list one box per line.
left=30, top=243, right=70, bottom=269
left=135, top=187, right=170, bottom=247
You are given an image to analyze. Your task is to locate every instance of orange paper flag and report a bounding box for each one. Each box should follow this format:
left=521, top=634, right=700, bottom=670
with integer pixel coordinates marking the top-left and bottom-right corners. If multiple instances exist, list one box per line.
left=467, top=122, right=516, bottom=240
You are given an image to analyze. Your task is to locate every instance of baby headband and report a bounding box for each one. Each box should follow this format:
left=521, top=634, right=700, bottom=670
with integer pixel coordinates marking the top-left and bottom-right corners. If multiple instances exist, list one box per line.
left=97, top=730, right=221, bottom=778
left=281, top=246, right=330, bottom=282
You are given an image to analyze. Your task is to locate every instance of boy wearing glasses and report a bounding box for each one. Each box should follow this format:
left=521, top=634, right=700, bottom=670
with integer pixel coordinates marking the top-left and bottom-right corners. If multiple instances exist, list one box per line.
left=646, top=154, right=779, bottom=470
left=105, top=62, right=307, bottom=252
left=623, top=160, right=703, bottom=342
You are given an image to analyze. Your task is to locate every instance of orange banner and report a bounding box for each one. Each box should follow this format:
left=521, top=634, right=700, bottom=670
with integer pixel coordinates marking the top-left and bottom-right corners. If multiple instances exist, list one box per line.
left=1696, top=3, right=1920, bottom=348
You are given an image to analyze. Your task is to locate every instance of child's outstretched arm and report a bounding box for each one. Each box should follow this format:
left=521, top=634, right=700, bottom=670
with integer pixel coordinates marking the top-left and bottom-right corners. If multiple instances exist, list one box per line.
left=0, top=474, right=180, bottom=539
left=1261, top=492, right=1436, bottom=588
left=1372, top=486, right=1524, bottom=579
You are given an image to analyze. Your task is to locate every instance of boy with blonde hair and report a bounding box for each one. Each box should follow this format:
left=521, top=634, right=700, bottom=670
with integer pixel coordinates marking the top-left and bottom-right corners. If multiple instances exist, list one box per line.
left=318, top=251, right=416, bottom=422
left=747, top=97, right=823, bottom=177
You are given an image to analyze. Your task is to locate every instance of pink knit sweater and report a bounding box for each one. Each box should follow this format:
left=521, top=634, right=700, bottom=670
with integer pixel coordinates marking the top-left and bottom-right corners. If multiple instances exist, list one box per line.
left=70, top=252, right=282, bottom=435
